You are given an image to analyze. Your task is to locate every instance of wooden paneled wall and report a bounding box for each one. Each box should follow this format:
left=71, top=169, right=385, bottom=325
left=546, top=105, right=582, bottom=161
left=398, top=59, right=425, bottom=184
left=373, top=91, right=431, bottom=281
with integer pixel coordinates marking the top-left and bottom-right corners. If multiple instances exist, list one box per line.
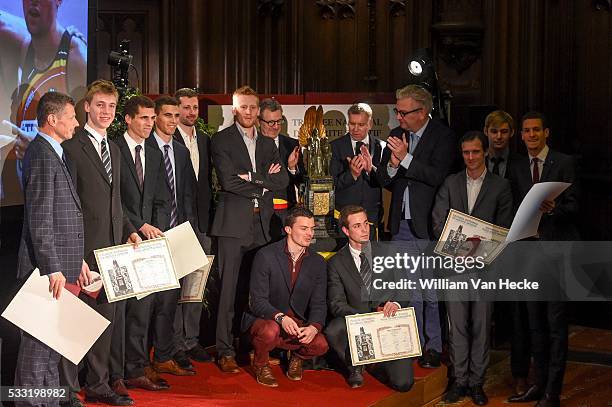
left=96, top=0, right=611, bottom=238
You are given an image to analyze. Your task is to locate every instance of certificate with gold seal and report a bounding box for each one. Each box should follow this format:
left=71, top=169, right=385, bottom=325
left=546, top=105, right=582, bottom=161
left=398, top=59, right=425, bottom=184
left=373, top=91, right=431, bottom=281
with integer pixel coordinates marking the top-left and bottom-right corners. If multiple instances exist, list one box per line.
left=345, top=308, right=422, bottom=366
left=94, top=237, right=180, bottom=302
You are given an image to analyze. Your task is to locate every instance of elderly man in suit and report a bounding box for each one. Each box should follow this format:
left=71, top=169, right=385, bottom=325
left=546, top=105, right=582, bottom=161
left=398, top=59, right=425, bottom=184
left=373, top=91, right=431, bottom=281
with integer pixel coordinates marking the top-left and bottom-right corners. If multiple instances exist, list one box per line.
left=171, top=88, right=215, bottom=368
left=14, top=91, right=90, bottom=407
left=330, top=103, right=385, bottom=237
left=242, top=206, right=328, bottom=387
left=62, top=79, right=140, bottom=406
left=112, top=95, right=171, bottom=393
left=506, top=112, right=579, bottom=407
left=258, top=98, right=304, bottom=241
left=432, top=131, right=513, bottom=405
left=377, top=85, right=456, bottom=369
left=211, top=86, right=289, bottom=373
left=325, top=205, right=414, bottom=392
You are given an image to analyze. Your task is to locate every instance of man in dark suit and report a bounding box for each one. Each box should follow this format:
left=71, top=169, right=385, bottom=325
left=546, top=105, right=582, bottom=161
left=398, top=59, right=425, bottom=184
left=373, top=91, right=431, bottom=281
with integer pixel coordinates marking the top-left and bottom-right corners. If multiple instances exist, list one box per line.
left=484, top=110, right=520, bottom=178
left=171, top=88, right=214, bottom=367
left=258, top=98, right=304, bottom=241
left=506, top=112, right=579, bottom=407
left=377, top=85, right=456, bottom=368
left=14, top=91, right=91, bottom=407
left=145, top=96, right=198, bottom=377
left=211, top=86, right=289, bottom=373
left=62, top=79, right=140, bottom=406
left=330, top=103, right=384, bottom=237
left=326, top=205, right=414, bottom=392
left=242, top=207, right=328, bottom=387
left=432, top=131, right=513, bottom=405
left=113, top=95, right=171, bottom=393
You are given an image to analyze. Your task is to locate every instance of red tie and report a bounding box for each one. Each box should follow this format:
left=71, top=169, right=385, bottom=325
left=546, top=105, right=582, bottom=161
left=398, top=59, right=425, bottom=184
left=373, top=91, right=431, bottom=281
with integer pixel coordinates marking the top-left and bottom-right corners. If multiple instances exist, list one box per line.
left=532, top=157, right=540, bottom=184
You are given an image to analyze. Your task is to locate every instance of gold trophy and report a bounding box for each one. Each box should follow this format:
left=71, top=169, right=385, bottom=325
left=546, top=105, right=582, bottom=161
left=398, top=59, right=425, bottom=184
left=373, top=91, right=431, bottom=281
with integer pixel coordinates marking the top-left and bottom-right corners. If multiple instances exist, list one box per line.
left=298, top=106, right=336, bottom=238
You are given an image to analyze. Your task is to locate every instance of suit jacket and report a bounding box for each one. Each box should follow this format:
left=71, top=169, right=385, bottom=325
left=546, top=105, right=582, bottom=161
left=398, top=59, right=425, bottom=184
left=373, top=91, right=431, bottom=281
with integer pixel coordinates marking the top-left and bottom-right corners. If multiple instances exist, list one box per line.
left=173, top=128, right=213, bottom=233
left=145, top=135, right=198, bottom=229
left=113, top=135, right=170, bottom=232
left=330, top=133, right=384, bottom=223
left=431, top=170, right=513, bottom=239
left=17, top=135, right=84, bottom=283
left=327, top=243, right=408, bottom=318
left=210, top=123, right=289, bottom=240
left=274, top=134, right=304, bottom=206
left=487, top=149, right=521, bottom=179
left=242, top=239, right=327, bottom=331
left=63, top=128, right=136, bottom=271
left=509, top=149, right=579, bottom=240
left=377, top=119, right=456, bottom=238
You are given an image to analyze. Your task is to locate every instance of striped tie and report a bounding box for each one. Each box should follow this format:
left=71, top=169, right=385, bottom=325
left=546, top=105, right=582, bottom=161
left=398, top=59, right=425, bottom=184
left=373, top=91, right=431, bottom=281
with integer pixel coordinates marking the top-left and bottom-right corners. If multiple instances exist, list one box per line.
left=163, top=145, right=178, bottom=228
left=359, top=253, right=372, bottom=295
left=100, top=137, right=112, bottom=183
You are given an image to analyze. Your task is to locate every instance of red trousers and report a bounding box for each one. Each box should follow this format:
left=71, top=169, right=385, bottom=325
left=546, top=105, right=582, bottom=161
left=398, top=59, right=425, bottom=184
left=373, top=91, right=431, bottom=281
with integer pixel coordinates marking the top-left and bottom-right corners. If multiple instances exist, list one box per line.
left=250, top=318, right=328, bottom=368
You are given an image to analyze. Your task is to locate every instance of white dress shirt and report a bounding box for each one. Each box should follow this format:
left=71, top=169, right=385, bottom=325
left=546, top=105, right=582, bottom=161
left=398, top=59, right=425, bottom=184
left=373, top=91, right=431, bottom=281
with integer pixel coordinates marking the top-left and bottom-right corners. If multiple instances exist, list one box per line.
left=177, top=125, right=199, bottom=181
left=123, top=132, right=146, bottom=173
left=466, top=168, right=487, bottom=214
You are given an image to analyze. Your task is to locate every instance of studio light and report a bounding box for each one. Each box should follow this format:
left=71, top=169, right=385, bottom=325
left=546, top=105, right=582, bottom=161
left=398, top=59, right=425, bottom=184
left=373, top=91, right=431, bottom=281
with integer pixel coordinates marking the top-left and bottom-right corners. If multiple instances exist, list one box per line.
left=107, top=40, right=133, bottom=89
left=406, top=48, right=450, bottom=123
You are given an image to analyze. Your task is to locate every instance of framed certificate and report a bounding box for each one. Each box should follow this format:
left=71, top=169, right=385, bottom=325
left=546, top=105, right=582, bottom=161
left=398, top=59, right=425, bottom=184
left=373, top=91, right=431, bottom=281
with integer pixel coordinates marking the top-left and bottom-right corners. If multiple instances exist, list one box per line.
left=345, top=308, right=421, bottom=366
left=434, top=209, right=509, bottom=264
left=94, top=238, right=180, bottom=302
left=178, top=255, right=214, bottom=303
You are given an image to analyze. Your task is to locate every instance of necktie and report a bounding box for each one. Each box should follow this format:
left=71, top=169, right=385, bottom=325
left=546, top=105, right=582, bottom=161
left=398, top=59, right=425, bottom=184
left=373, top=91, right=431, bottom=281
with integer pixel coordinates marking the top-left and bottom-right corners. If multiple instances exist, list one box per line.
left=100, top=137, right=112, bottom=183
left=532, top=157, right=540, bottom=184
left=359, top=253, right=372, bottom=295
left=491, top=157, right=503, bottom=176
left=163, top=145, right=178, bottom=228
left=355, top=141, right=364, bottom=156
left=134, top=145, right=144, bottom=190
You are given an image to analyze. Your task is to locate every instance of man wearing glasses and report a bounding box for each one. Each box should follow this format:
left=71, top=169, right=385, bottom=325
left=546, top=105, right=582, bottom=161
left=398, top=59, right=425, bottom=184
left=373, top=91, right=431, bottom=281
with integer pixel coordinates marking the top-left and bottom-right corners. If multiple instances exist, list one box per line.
left=377, top=84, right=456, bottom=369
left=258, top=98, right=303, bottom=241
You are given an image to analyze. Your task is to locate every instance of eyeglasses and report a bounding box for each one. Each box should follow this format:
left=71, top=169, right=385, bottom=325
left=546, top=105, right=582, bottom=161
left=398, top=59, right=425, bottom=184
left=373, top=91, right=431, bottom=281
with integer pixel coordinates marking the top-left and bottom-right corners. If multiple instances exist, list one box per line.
left=259, top=117, right=285, bottom=126
left=393, top=107, right=422, bottom=118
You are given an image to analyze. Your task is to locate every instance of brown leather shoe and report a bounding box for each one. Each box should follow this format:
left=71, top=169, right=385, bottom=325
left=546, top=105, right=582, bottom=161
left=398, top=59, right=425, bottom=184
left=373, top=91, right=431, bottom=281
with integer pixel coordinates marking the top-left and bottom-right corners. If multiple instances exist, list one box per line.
left=144, top=366, right=169, bottom=388
left=249, top=350, right=280, bottom=366
left=111, top=379, right=130, bottom=397
left=125, top=375, right=166, bottom=391
left=286, top=355, right=303, bottom=381
left=152, top=359, right=196, bottom=376
left=218, top=355, right=240, bottom=373
left=254, top=365, right=278, bottom=387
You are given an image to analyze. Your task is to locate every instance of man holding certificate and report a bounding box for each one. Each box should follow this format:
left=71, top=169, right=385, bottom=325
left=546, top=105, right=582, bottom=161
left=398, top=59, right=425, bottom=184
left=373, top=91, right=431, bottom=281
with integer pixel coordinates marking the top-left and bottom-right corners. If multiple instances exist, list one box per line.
left=325, top=205, right=414, bottom=392
left=432, top=131, right=513, bottom=405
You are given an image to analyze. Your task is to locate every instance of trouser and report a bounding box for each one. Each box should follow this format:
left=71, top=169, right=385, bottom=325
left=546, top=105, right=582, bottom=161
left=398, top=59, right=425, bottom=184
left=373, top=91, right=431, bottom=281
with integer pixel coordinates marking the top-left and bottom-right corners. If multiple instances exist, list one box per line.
left=151, top=288, right=180, bottom=363
left=250, top=319, right=328, bottom=368
left=447, top=301, right=493, bottom=386
left=215, top=214, right=267, bottom=357
left=124, top=295, right=155, bottom=378
left=269, top=208, right=288, bottom=242
left=510, top=301, right=531, bottom=379
left=325, top=317, right=414, bottom=392
left=173, top=301, right=204, bottom=353
left=109, top=300, right=126, bottom=382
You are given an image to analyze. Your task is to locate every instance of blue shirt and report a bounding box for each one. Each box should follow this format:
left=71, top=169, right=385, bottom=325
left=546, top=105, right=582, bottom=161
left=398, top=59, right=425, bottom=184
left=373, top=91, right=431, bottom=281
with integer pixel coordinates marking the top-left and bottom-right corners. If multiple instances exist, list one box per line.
left=38, top=131, right=64, bottom=161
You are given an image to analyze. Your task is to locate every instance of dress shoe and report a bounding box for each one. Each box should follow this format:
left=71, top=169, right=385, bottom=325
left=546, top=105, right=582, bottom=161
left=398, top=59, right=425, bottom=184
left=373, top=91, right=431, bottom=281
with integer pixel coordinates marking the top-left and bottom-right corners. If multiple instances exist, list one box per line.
left=286, top=355, right=304, bottom=381
left=443, top=383, right=467, bottom=403
left=125, top=375, right=166, bottom=391
left=84, top=392, right=134, bottom=406
left=111, top=378, right=130, bottom=397
left=254, top=364, right=278, bottom=387
left=535, top=394, right=561, bottom=407
left=187, top=344, right=214, bottom=362
left=512, top=377, right=529, bottom=396
left=60, top=391, right=84, bottom=407
left=218, top=355, right=241, bottom=373
left=144, top=366, right=170, bottom=388
left=249, top=350, right=280, bottom=366
left=418, top=349, right=441, bottom=368
left=173, top=350, right=195, bottom=371
left=507, top=385, right=543, bottom=403
left=152, top=359, right=196, bottom=376
left=347, top=366, right=364, bottom=388
left=469, top=385, right=489, bottom=405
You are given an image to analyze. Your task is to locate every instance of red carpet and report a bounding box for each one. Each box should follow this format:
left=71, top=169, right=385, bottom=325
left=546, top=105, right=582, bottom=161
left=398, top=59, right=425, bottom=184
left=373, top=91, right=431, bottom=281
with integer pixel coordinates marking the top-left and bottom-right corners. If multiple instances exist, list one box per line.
left=102, top=361, right=398, bottom=406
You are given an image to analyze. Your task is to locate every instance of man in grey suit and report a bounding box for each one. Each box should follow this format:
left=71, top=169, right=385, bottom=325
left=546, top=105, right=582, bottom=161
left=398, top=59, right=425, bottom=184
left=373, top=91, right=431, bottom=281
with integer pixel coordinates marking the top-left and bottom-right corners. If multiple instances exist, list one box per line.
left=14, top=91, right=92, bottom=407
left=432, top=131, right=513, bottom=405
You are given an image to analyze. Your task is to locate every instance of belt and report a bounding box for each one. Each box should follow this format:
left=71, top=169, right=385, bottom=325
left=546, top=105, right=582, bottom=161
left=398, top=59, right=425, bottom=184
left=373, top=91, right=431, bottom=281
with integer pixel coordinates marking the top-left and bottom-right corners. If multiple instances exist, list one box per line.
left=253, top=207, right=261, bottom=214
left=273, top=198, right=289, bottom=210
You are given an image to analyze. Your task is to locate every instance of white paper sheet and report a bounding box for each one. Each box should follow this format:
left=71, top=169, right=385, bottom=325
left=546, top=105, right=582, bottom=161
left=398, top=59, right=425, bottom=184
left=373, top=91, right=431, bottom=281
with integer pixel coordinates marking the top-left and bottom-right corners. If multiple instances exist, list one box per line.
left=1, top=269, right=110, bottom=364
left=164, top=222, right=209, bottom=279
left=506, top=182, right=571, bottom=242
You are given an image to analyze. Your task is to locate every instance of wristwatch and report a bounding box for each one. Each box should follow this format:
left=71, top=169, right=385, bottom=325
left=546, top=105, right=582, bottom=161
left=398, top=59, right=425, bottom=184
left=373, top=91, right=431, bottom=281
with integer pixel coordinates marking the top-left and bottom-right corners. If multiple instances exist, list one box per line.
left=274, top=313, right=285, bottom=325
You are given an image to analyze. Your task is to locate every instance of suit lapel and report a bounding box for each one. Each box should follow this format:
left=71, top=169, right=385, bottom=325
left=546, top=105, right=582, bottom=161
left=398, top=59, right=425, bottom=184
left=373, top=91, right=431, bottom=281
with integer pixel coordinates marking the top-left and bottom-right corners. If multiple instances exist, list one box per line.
left=472, top=172, right=491, bottom=213
left=117, top=137, right=141, bottom=191
left=274, top=248, right=292, bottom=291
left=143, top=144, right=157, bottom=196
left=540, top=151, right=555, bottom=182
left=232, top=124, right=253, bottom=172
left=172, top=140, right=182, bottom=201
left=79, top=131, right=111, bottom=186
left=458, top=171, right=469, bottom=213
left=38, top=136, right=81, bottom=209
left=339, top=246, right=364, bottom=290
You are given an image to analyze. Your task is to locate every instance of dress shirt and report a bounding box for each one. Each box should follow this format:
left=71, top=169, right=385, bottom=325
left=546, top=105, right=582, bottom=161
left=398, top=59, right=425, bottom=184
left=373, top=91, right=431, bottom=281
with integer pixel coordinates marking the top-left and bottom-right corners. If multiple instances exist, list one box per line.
left=177, top=125, right=199, bottom=181
left=529, top=145, right=549, bottom=181
left=38, top=131, right=64, bottom=160
left=84, top=123, right=109, bottom=162
left=123, top=132, right=146, bottom=173
left=466, top=168, right=487, bottom=214
left=153, top=132, right=176, bottom=197
left=487, top=148, right=509, bottom=178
